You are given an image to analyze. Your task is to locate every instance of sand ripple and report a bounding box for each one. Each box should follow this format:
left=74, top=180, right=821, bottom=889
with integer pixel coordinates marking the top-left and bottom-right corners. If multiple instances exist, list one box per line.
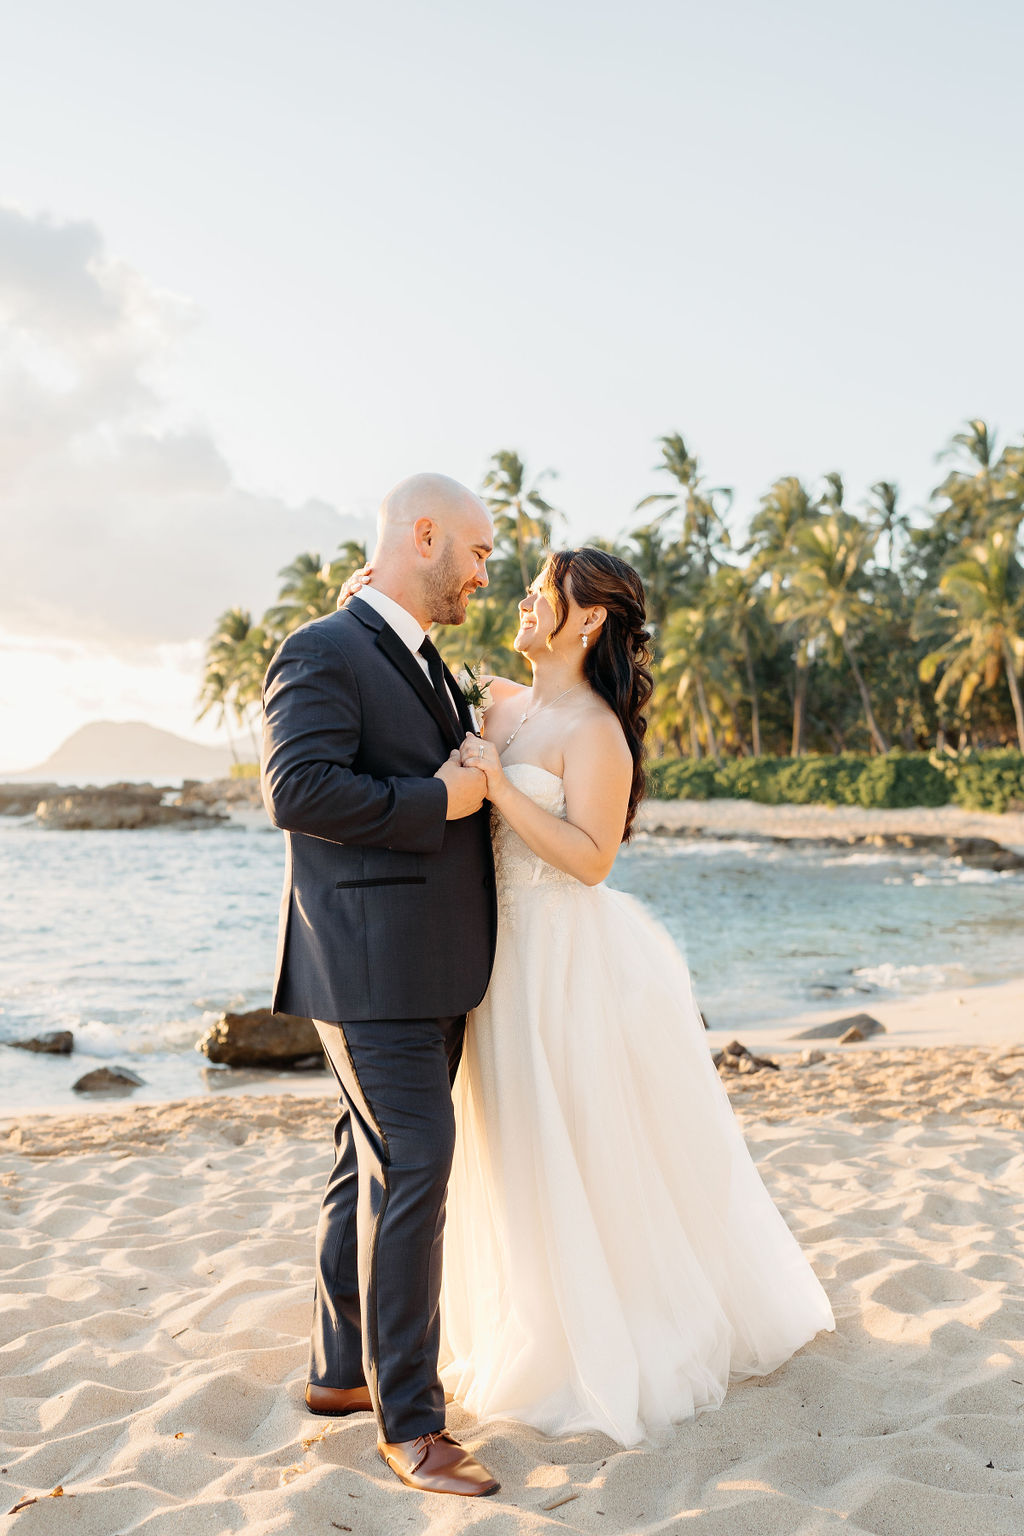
left=2, top=1075, right=1023, bottom=1534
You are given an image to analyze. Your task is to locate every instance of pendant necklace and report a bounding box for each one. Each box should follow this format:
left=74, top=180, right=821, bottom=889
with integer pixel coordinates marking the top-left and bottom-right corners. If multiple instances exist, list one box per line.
left=504, top=683, right=584, bottom=747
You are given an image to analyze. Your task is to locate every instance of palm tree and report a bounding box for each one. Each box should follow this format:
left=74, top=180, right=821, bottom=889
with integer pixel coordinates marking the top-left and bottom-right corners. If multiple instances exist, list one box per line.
left=636, top=433, right=731, bottom=575
left=623, top=522, right=693, bottom=639
left=481, top=450, right=558, bottom=588
left=658, top=602, right=741, bottom=763
left=745, top=476, right=818, bottom=752
left=745, top=476, right=816, bottom=591
left=264, top=553, right=335, bottom=635
left=775, top=513, right=890, bottom=753
left=196, top=606, right=256, bottom=762
left=705, top=564, right=773, bottom=755
left=865, top=481, right=909, bottom=567
left=265, top=542, right=368, bottom=636
left=920, top=528, right=1024, bottom=749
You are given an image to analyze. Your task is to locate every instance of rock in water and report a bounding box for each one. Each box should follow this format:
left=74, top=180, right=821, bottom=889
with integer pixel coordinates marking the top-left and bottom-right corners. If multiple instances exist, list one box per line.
left=197, top=1009, right=323, bottom=1067
left=791, top=1013, right=886, bottom=1041
left=10, top=1030, right=74, bottom=1054
left=35, top=784, right=228, bottom=831
left=73, top=1066, right=145, bottom=1092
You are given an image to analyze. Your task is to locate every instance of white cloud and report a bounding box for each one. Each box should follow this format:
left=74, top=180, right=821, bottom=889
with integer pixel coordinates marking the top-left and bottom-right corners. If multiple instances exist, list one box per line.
left=0, top=205, right=372, bottom=651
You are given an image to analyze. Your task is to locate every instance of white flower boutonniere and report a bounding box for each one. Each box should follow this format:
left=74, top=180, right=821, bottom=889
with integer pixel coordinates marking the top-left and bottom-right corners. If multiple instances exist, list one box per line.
left=456, top=665, right=493, bottom=733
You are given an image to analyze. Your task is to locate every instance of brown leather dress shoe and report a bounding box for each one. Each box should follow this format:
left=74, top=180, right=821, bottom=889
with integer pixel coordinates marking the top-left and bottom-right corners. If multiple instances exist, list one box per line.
left=378, top=1430, right=499, bottom=1496
left=305, top=1383, right=373, bottom=1416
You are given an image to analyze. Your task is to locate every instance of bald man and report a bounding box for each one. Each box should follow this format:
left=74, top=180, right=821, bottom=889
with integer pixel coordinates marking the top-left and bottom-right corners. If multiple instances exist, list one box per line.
left=262, top=474, right=501, bottom=1497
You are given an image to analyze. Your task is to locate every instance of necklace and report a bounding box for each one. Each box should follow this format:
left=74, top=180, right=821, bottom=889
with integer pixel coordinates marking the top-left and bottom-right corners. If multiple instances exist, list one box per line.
left=504, top=683, right=585, bottom=747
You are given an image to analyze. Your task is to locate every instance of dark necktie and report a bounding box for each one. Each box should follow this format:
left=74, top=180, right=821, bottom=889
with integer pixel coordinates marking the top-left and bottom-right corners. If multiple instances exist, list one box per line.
left=418, top=636, right=454, bottom=715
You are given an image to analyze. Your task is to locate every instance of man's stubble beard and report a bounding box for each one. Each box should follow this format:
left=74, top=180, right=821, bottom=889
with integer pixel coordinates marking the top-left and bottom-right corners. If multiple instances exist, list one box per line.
left=423, top=538, right=471, bottom=626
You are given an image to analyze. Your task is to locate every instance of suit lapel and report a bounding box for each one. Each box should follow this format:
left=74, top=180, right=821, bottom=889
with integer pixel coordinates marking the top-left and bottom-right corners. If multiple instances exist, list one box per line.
left=374, top=623, right=463, bottom=750
left=441, top=658, right=476, bottom=737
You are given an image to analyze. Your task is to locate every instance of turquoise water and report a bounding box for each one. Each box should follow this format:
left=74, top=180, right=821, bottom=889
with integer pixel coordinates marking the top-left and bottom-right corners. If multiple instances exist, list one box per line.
left=1, top=818, right=1022, bottom=1109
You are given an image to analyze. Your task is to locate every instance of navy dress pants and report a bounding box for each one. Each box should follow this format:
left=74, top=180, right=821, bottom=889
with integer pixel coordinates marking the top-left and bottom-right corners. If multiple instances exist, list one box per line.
left=309, top=1016, right=465, bottom=1444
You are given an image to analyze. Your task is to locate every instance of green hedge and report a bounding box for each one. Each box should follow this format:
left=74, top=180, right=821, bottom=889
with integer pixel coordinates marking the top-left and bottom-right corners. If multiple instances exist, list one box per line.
left=645, top=749, right=1024, bottom=812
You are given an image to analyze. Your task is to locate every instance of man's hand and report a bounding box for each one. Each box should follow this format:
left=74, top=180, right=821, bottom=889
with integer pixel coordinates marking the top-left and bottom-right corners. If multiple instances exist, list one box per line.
left=435, top=751, right=486, bottom=820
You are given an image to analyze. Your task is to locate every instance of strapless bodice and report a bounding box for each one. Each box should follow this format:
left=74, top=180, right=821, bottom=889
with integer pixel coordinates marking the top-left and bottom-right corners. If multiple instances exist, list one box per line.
left=492, top=763, right=578, bottom=900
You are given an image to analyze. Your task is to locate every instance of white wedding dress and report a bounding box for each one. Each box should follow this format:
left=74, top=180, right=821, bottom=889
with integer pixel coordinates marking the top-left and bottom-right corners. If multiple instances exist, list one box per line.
left=440, top=763, right=834, bottom=1447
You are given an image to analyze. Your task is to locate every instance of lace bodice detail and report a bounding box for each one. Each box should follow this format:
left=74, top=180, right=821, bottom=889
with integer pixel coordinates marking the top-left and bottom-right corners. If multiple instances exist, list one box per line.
left=492, top=763, right=578, bottom=900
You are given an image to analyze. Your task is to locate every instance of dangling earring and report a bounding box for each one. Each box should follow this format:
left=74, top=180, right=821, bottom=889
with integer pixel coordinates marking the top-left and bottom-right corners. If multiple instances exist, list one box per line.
left=581, top=633, right=589, bottom=649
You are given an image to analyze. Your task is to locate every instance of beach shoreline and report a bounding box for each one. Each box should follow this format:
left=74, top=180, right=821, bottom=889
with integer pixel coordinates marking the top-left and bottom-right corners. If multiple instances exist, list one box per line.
left=637, top=795, right=1024, bottom=852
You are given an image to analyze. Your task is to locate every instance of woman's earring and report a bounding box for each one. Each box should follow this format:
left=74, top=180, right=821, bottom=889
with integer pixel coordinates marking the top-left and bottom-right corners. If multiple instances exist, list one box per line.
left=581, top=633, right=588, bottom=648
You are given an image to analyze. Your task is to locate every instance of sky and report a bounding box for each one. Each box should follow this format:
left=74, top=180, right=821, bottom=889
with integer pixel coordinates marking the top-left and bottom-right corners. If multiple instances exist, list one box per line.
left=2, top=0, right=1023, bottom=770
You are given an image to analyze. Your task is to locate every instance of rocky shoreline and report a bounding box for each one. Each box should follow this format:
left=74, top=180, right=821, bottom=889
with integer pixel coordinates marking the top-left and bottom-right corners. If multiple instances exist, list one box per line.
left=639, top=819, right=1024, bottom=871
left=0, top=776, right=263, bottom=830
left=6, top=776, right=1024, bottom=866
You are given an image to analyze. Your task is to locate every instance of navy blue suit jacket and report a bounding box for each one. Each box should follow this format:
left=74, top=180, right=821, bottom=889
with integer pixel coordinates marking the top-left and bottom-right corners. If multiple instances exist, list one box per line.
left=261, top=598, right=497, bottom=1021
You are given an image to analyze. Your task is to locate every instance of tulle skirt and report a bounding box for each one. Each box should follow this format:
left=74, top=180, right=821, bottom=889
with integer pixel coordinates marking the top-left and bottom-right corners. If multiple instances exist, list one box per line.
left=440, top=876, right=834, bottom=1446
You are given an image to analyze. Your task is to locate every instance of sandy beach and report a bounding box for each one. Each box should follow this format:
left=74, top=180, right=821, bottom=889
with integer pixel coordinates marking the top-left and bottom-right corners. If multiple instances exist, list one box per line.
left=635, top=796, right=1024, bottom=854
left=3, top=971, right=1023, bottom=1534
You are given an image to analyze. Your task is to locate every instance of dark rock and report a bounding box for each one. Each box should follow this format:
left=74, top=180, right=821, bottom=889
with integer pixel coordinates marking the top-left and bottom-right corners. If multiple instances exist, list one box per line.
left=197, top=1008, right=322, bottom=1067
left=291, top=1053, right=330, bottom=1072
left=9, top=1030, right=74, bottom=1054
left=176, top=777, right=264, bottom=811
left=35, top=785, right=228, bottom=831
left=792, top=1012, right=886, bottom=1041
left=716, top=1039, right=780, bottom=1073
left=73, top=1066, right=145, bottom=1092
left=0, top=784, right=61, bottom=817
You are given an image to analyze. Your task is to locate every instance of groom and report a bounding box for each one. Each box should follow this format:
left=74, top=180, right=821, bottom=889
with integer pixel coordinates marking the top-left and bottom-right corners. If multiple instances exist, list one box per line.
left=261, top=473, right=499, bottom=1497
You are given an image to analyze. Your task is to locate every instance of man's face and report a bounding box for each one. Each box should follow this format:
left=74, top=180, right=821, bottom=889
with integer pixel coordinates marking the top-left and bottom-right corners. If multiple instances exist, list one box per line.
left=423, top=511, right=492, bottom=625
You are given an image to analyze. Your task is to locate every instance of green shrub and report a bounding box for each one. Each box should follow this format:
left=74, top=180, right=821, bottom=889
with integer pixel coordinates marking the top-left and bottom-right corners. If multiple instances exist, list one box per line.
left=855, top=752, right=948, bottom=809
left=645, top=758, right=719, bottom=800
left=645, top=748, right=1024, bottom=812
left=942, top=748, right=1024, bottom=813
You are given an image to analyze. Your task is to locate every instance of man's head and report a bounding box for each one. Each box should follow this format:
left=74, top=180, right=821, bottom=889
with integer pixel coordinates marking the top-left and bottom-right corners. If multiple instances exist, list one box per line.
left=371, top=473, right=493, bottom=627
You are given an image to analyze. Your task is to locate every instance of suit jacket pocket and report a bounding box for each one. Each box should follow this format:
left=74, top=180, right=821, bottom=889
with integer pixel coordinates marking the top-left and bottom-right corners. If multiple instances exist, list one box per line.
left=331, top=846, right=424, bottom=892
left=334, top=874, right=426, bottom=889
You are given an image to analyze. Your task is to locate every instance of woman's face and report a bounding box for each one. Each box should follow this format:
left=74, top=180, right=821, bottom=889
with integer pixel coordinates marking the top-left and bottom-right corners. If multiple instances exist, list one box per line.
left=513, top=567, right=562, bottom=656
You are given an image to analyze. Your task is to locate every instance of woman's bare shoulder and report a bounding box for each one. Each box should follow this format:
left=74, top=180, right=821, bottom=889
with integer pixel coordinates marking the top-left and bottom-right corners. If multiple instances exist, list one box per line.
left=567, top=703, right=633, bottom=771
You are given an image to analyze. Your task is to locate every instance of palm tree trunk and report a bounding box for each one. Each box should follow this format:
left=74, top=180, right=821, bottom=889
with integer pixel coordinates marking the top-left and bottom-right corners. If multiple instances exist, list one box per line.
left=689, top=711, right=703, bottom=760
left=221, top=710, right=240, bottom=766
left=515, top=508, right=531, bottom=589
left=245, top=708, right=261, bottom=762
left=742, top=632, right=761, bottom=755
left=841, top=633, right=889, bottom=753
left=791, top=653, right=809, bottom=756
left=1002, top=638, right=1024, bottom=751
left=725, top=697, right=749, bottom=755
left=695, top=674, right=722, bottom=764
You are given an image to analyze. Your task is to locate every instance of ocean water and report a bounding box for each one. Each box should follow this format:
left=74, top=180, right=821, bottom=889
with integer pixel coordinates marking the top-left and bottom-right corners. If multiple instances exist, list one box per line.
left=2, top=817, right=1022, bottom=1110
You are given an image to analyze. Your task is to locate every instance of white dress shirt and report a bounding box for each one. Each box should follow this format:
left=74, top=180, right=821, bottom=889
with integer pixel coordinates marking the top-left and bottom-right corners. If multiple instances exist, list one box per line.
left=354, top=584, right=459, bottom=720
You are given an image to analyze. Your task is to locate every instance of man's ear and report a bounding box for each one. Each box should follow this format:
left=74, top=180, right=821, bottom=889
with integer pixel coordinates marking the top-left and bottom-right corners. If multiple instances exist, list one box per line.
left=412, top=516, right=436, bottom=558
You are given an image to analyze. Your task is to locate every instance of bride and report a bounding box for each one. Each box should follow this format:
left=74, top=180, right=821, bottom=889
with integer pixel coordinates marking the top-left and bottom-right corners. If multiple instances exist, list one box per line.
left=343, top=546, right=834, bottom=1448
left=441, top=547, right=834, bottom=1446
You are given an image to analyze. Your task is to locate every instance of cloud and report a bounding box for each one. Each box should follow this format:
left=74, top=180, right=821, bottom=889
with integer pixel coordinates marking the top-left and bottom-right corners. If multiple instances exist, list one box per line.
left=0, top=206, right=371, bottom=650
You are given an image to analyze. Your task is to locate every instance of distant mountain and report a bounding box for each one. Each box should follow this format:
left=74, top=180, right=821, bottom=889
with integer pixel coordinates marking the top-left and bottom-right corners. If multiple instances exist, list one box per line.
left=4, top=721, right=240, bottom=783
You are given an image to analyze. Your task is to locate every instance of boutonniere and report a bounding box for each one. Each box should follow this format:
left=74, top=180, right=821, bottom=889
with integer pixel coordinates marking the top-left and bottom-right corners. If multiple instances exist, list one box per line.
left=456, top=665, right=493, bottom=732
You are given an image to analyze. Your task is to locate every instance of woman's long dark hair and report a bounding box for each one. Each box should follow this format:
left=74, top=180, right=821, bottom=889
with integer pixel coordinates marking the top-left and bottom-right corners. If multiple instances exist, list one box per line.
left=541, top=547, right=653, bottom=841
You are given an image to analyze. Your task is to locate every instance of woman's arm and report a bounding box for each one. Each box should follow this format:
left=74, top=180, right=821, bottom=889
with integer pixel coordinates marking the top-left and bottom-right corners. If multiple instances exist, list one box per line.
left=459, top=713, right=632, bottom=885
